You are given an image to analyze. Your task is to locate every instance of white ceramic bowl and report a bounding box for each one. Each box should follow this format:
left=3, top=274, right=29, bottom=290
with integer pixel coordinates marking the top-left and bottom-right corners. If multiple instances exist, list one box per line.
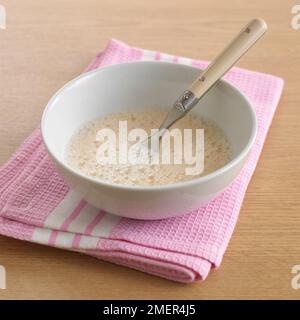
left=41, top=61, right=257, bottom=220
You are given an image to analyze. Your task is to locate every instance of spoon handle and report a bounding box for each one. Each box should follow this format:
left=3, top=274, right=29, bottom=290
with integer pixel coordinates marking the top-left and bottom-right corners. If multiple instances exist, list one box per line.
left=159, top=18, right=267, bottom=130
left=189, top=18, right=267, bottom=99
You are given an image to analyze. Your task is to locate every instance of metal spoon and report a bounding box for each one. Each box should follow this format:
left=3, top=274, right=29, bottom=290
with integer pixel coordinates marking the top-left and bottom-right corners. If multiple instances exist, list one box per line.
left=135, top=18, right=267, bottom=160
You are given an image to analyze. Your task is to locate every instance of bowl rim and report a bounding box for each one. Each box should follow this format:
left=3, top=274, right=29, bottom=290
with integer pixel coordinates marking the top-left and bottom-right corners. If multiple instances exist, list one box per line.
left=41, top=60, right=258, bottom=191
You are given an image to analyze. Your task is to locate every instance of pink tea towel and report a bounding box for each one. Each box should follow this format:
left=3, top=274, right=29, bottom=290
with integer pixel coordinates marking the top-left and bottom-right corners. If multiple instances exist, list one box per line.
left=0, top=39, right=284, bottom=283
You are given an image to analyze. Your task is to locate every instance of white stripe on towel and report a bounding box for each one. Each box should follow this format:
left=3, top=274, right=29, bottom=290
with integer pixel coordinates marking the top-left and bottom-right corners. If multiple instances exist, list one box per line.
left=141, top=49, right=156, bottom=61
left=43, top=190, right=83, bottom=229
left=159, top=53, right=174, bottom=63
left=79, top=235, right=99, bottom=249
left=32, top=228, right=74, bottom=248
left=142, top=50, right=192, bottom=65
left=32, top=228, right=52, bottom=244
left=90, top=213, right=120, bottom=237
left=67, top=204, right=100, bottom=234
left=177, top=56, right=193, bottom=65
left=32, top=213, right=120, bottom=248
left=55, top=232, right=75, bottom=248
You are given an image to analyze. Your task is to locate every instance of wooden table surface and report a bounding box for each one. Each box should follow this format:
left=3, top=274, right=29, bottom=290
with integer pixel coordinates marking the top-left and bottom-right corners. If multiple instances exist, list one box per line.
left=0, top=0, right=300, bottom=300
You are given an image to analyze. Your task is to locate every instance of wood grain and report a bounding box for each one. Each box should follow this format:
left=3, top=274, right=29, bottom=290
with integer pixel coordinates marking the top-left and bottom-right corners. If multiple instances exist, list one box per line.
left=0, top=0, right=300, bottom=299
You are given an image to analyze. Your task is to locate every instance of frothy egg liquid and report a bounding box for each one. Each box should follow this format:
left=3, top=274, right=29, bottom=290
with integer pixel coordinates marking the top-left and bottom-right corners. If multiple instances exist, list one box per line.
left=66, top=108, right=232, bottom=186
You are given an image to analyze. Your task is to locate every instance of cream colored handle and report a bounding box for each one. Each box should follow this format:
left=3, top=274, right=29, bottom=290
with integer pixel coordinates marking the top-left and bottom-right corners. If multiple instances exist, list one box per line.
left=189, top=18, right=267, bottom=98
